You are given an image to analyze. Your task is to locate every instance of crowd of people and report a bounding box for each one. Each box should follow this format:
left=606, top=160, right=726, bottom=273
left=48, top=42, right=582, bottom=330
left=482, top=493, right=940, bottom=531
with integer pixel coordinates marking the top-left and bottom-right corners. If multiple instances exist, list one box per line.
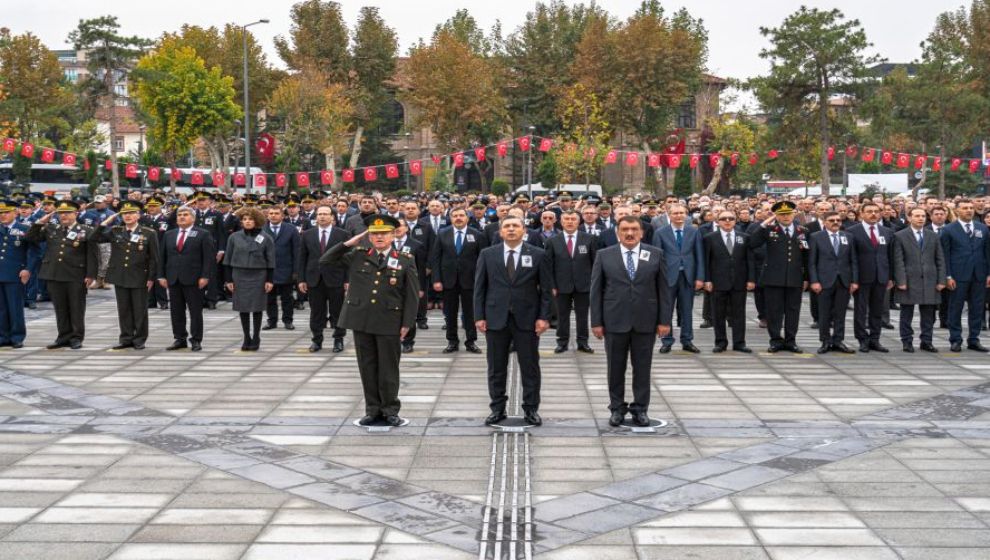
left=1, top=187, right=988, bottom=427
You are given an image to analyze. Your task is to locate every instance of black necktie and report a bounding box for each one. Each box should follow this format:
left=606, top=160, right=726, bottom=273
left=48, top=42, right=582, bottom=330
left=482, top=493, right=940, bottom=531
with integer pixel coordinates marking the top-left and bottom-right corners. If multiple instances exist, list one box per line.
left=378, top=253, right=385, bottom=267
left=506, top=250, right=516, bottom=281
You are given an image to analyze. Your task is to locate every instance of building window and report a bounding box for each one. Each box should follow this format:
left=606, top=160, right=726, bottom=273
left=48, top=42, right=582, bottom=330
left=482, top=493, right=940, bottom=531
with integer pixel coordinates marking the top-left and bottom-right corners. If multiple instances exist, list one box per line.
left=677, top=98, right=697, bottom=129
left=114, top=137, right=125, bottom=152
left=64, top=68, right=78, bottom=83
left=378, top=97, right=405, bottom=136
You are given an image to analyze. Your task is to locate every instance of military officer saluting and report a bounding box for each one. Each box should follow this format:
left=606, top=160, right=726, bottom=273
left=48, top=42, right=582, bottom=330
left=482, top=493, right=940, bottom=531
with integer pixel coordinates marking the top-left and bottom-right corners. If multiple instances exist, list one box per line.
left=95, top=201, right=160, bottom=350
left=25, top=200, right=99, bottom=350
left=0, top=199, right=38, bottom=348
left=749, top=200, right=810, bottom=353
left=320, top=214, right=420, bottom=427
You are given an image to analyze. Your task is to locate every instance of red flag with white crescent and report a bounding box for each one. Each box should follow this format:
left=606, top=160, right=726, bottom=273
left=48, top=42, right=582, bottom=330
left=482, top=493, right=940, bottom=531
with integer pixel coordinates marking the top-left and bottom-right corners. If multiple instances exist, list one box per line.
left=474, top=147, right=486, bottom=161
left=969, top=160, right=981, bottom=174
left=171, top=168, right=182, bottom=181
left=625, top=152, right=639, bottom=167
left=386, top=164, right=399, bottom=179
left=320, top=171, right=334, bottom=185
left=730, top=152, right=740, bottom=166
left=605, top=150, right=618, bottom=164
left=709, top=154, right=721, bottom=168
left=538, top=138, right=552, bottom=152
left=125, top=163, right=138, bottom=179
left=689, top=154, right=700, bottom=169
left=275, top=173, right=287, bottom=188
left=933, top=158, right=942, bottom=172
left=212, top=171, right=225, bottom=185
left=896, top=153, right=910, bottom=168
left=431, top=154, right=442, bottom=165
left=20, top=143, right=34, bottom=158
left=234, top=172, right=246, bottom=186
left=950, top=158, right=962, bottom=171
left=827, top=146, right=835, bottom=161
left=454, top=153, right=464, bottom=168
left=255, top=174, right=267, bottom=187
left=63, top=152, right=77, bottom=166
left=767, top=149, right=779, bottom=160
left=881, top=151, right=893, bottom=165
left=862, top=148, right=875, bottom=162
left=748, top=153, right=758, bottom=166
left=668, top=154, right=682, bottom=168
left=342, top=169, right=355, bottom=182
left=41, top=148, right=55, bottom=163
left=410, top=160, right=422, bottom=176
left=845, top=145, right=858, bottom=158
left=1, top=138, right=15, bottom=153
left=191, top=171, right=204, bottom=185
left=296, top=172, right=310, bottom=187
left=647, top=153, right=661, bottom=168
left=364, top=168, right=378, bottom=182
left=518, top=137, right=531, bottom=152
left=148, top=167, right=160, bottom=181
left=497, top=142, right=508, bottom=158
left=914, top=155, right=926, bottom=169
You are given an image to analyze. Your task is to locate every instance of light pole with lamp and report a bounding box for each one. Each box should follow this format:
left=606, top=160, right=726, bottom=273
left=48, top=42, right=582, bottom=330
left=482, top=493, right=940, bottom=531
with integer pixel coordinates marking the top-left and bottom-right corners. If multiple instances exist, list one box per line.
left=137, top=124, right=145, bottom=190
left=527, top=125, right=536, bottom=199
left=242, top=19, right=269, bottom=194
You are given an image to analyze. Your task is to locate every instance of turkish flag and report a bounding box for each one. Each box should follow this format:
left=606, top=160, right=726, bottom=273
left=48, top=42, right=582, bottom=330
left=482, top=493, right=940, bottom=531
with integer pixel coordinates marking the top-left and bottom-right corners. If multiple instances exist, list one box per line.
left=191, top=171, right=204, bottom=185
left=881, top=151, right=893, bottom=165
left=709, top=154, right=721, bottom=168
left=914, top=155, right=926, bottom=170
left=625, top=152, right=639, bottom=167
left=862, top=148, right=875, bottom=162
left=827, top=146, right=835, bottom=161
left=969, top=160, right=981, bottom=174
left=148, top=167, right=160, bottom=182
left=296, top=172, right=310, bottom=187
left=730, top=152, right=740, bottom=166
left=386, top=164, right=399, bottom=179
left=538, top=138, right=553, bottom=152
left=668, top=154, right=682, bottom=168
left=20, top=143, right=34, bottom=158
left=255, top=174, right=267, bottom=187
left=320, top=170, right=334, bottom=185
left=342, top=169, right=355, bottom=182
left=647, top=153, right=661, bottom=168
left=454, top=153, right=464, bottom=168
left=84, top=159, right=90, bottom=171
left=474, top=147, right=486, bottom=161
left=276, top=173, right=287, bottom=188
left=689, top=154, right=700, bottom=169
left=1, top=138, right=15, bottom=153
left=748, top=153, right=758, bottom=166
left=410, top=160, right=422, bottom=176
left=63, top=152, right=77, bottom=166
left=518, top=137, right=531, bottom=152
left=364, top=168, right=378, bottom=182
left=234, top=172, right=246, bottom=186
left=125, top=163, right=138, bottom=179
left=767, top=149, right=779, bottom=160
left=933, top=158, right=942, bottom=172
left=605, top=150, right=618, bottom=164
left=431, top=154, right=442, bottom=165
left=41, top=148, right=55, bottom=163
left=896, top=153, right=910, bottom=168
left=497, top=142, right=508, bottom=158
left=105, top=159, right=113, bottom=170
left=585, top=147, right=597, bottom=159
left=950, top=158, right=962, bottom=171
left=212, top=171, right=225, bottom=185
left=171, top=168, right=182, bottom=181
left=845, top=145, right=858, bottom=158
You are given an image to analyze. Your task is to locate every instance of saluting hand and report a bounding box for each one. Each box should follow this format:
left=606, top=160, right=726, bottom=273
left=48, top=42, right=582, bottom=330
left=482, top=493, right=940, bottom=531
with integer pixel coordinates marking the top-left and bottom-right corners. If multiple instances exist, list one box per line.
left=344, top=230, right=368, bottom=247
left=37, top=212, right=54, bottom=225
left=761, top=216, right=776, bottom=228
left=101, top=212, right=118, bottom=227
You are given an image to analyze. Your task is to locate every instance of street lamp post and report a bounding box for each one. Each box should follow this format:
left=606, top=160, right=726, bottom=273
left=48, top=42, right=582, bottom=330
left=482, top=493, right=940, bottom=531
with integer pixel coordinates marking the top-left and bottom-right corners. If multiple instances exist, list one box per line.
left=242, top=19, right=269, bottom=194
left=138, top=125, right=146, bottom=190
left=527, top=126, right=535, bottom=199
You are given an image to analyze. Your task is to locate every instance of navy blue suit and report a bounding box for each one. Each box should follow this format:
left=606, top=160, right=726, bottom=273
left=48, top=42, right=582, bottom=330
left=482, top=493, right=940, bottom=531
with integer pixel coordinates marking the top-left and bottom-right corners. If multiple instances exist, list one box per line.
left=0, top=221, right=39, bottom=345
left=653, top=224, right=705, bottom=346
left=941, top=220, right=990, bottom=344
left=264, top=222, right=301, bottom=326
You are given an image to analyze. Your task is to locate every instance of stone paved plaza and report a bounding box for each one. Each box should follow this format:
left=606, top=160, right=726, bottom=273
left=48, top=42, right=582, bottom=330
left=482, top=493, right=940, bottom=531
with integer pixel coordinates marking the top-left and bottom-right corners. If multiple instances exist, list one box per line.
left=3, top=292, right=990, bottom=559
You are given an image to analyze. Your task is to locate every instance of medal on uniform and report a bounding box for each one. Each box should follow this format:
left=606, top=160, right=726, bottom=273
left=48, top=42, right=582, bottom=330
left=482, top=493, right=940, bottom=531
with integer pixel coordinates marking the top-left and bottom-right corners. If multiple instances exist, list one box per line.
left=66, top=231, right=78, bottom=240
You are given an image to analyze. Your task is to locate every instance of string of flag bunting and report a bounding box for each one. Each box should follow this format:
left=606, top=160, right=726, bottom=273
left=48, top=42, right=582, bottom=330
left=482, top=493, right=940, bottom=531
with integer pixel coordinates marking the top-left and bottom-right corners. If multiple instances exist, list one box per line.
left=2, top=135, right=986, bottom=189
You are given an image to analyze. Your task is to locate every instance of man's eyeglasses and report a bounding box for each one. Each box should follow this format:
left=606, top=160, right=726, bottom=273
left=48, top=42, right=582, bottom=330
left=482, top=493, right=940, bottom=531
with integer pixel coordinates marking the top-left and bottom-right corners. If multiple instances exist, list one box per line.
left=718, top=217, right=736, bottom=222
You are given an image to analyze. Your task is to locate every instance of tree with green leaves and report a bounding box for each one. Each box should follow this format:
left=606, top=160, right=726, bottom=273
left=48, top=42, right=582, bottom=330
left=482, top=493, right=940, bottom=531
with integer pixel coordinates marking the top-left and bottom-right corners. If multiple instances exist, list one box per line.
left=749, top=7, right=881, bottom=196
left=0, top=29, right=74, bottom=141
left=68, top=16, right=151, bottom=195
left=554, top=83, right=611, bottom=186
left=347, top=7, right=398, bottom=170
left=131, top=39, right=239, bottom=190
left=275, top=0, right=351, bottom=82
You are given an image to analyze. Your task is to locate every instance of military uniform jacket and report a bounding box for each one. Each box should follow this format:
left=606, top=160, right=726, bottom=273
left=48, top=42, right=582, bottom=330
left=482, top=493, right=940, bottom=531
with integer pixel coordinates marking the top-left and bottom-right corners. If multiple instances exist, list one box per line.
left=748, top=223, right=808, bottom=288
left=25, top=221, right=99, bottom=282
left=0, top=221, right=39, bottom=282
left=94, top=224, right=161, bottom=288
left=320, top=244, right=420, bottom=336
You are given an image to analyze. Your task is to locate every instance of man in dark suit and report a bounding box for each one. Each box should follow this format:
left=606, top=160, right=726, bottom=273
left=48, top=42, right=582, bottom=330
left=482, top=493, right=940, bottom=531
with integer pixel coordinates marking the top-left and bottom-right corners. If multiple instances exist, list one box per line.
left=474, top=216, right=552, bottom=426
left=591, top=216, right=671, bottom=427
left=263, top=206, right=300, bottom=330
left=703, top=211, right=755, bottom=353
left=297, top=206, right=350, bottom=353
left=749, top=201, right=809, bottom=353
left=430, top=207, right=489, bottom=353
left=546, top=210, right=597, bottom=353
left=746, top=207, right=769, bottom=328
left=809, top=212, right=859, bottom=354
left=343, top=195, right=380, bottom=236
left=143, top=197, right=170, bottom=310
left=928, top=206, right=950, bottom=327
left=802, top=201, right=830, bottom=329
left=894, top=207, right=946, bottom=352
left=191, top=192, right=225, bottom=309
left=941, top=199, right=990, bottom=352
left=158, top=206, right=216, bottom=352
left=653, top=203, right=704, bottom=353
left=848, top=203, right=894, bottom=352
left=391, top=221, right=427, bottom=353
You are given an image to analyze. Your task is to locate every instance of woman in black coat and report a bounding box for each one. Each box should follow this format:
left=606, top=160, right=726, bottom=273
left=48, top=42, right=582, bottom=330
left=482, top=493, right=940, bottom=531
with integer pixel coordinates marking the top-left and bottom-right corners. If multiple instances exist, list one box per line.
left=223, top=207, right=275, bottom=350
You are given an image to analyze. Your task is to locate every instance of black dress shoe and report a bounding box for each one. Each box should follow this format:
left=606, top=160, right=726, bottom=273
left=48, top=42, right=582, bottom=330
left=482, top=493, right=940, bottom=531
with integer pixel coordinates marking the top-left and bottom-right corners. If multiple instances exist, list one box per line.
left=858, top=342, right=870, bottom=352
left=712, top=346, right=726, bottom=353
left=46, top=342, right=66, bottom=350
left=733, top=345, right=752, bottom=353
left=576, top=343, right=594, bottom=354
left=284, top=323, right=295, bottom=331
left=465, top=342, right=482, bottom=354
left=968, top=342, right=990, bottom=352
left=262, top=323, right=277, bottom=331
left=190, top=341, right=202, bottom=352
left=401, top=343, right=413, bottom=354
left=890, top=303, right=901, bottom=310
left=882, top=322, right=894, bottom=329
left=166, top=340, right=188, bottom=351
left=159, top=303, right=169, bottom=310
left=950, top=342, right=962, bottom=352
left=524, top=411, right=542, bottom=426
left=112, top=343, right=133, bottom=350
left=417, top=320, right=429, bottom=330
left=608, top=410, right=625, bottom=427
left=442, top=343, right=459, bottom=354
left=902, top=343, right=915, bottom=353
left=699, top=321, right=712, bottom=329
left=69, top=340, right=82, bottom=350
left=658, top=344, right=672, bottom=354
left=632, top=412, right=650, bottom=427
left=554, top=343, right=568, bottom=354
left=817, top=343, right=830, bottom=354
left=783, top=343, right=803, bottom=353
left=11, top=342, right=23, bottom=349
left=358, top=415, right=378, bottom=426
left=132, top=343, right=145, bottom=350
left=920, top=342, right=938, bottom=353
left=485, top=411, right=507, bottom=425
left=682, top=343, right=701, bottom=353
left=832, top=342, right=855, bottom=354
left=869, top=342, right=889, bottom=353
left=767, top=344, right=781, bottom=353
left=384, top=415, right=403, bottom=427
left=26, top=302, right=37, bottom=310
left=206, top=302, right=217, bottom=310
left=332, top=339, right=344, bottom=353
left=309, top=343, right=322, bottom=353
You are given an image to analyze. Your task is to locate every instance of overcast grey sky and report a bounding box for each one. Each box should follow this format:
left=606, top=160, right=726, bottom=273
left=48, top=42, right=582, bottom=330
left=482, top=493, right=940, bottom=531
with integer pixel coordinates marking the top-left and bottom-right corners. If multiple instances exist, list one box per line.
left=3, top=0, right=966, bottom=109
